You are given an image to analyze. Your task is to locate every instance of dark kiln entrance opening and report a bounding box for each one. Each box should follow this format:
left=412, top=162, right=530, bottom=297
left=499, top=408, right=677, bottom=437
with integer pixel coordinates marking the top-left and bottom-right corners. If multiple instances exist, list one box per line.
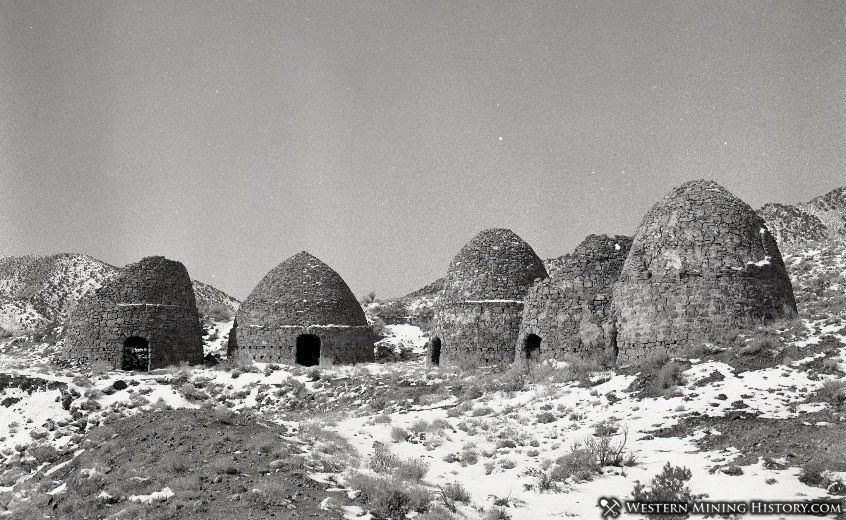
left=524, top=334, right=541, bottom=361
left=429, top=337, right=442, bottom=365
left=122, top=336, right=150, bottom=371
left=295, top=334, right=321, bottom=366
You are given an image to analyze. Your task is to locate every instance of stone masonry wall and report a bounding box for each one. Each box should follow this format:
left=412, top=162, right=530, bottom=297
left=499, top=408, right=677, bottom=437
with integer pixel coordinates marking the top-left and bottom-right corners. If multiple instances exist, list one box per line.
left=227, top=324, right=375, bottom=365
left=517, top=234, right=632, bottom=363
left=431, top=301, right=525, bottom=367
left=64, top=301, right=203, bottom=368
left=64, top=256, right=203, bottom=369
left=612, top=180, right=797, bottom=363
left=430, top=229, right=548, bottom=367
left=229, top=252, right=374, bottom=365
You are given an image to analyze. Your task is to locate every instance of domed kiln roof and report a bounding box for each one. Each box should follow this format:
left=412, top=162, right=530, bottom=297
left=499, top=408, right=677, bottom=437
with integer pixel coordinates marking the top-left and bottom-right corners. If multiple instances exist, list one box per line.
left=621, top=179, right=786, bottom=278
left=240, top=251, right=366, bottom=326
left=441, top=228, right=547, bottom=302
left=95, top=256, right=197, bottom=308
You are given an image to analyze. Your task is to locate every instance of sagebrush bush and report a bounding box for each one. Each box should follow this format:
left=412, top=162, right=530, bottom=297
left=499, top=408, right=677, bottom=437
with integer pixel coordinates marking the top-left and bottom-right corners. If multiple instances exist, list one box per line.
left=655, top=361, right=685, bottom=390
left=631, top=463, right=701, bottom=520
left=347, top=472, right=431, bottom=519
left=368, top=449, right=429, bottom=481
left=483, top=507, right=512, bottom=520
left=440, top=481, right=471, bottom=504
left=816, top=379, right=846, bottom=409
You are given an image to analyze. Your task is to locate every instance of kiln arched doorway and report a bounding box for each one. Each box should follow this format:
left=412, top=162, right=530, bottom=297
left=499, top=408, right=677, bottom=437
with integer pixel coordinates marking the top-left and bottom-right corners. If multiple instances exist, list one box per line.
left=429, top=337, right=442, bottom=365
left=295, top=334, right=321, bottom=366
left=122, top=336, right=150, bottom=371
left=523, top=334, right=541, bottom=361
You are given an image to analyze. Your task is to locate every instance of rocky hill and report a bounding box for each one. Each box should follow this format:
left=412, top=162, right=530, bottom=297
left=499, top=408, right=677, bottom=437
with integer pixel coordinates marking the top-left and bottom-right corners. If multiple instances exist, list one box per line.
left=192, top=279, right=240, bottom=320
left=0, top=254, right=117, bottom=335
left=0, top=254, right=239, bottom=335
left=758, top=186, right=846, bottom=247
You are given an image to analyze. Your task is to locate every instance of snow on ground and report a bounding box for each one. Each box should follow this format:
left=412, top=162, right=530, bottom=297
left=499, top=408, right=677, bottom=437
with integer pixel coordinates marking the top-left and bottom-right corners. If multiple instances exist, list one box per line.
left=203, top=318, right=234, bottom=356
left=1, top=324, right=845, bottom=518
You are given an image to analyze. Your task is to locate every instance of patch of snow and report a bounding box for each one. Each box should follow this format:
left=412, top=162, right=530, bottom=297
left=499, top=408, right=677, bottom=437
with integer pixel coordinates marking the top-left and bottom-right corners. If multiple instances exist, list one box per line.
left=128, top=487, right=174, bottom=504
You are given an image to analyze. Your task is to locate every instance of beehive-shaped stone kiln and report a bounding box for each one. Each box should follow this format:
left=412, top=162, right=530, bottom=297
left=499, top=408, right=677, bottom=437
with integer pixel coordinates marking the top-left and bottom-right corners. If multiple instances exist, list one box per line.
left=64, top=256, right=203, bottom=370
left=612, top=180, right=797, bottom=362
left=517, top=234, right=632, bottom=364
left=428, top=228, right=548, bottom=367
left=227, top=251, right=374, bottom=366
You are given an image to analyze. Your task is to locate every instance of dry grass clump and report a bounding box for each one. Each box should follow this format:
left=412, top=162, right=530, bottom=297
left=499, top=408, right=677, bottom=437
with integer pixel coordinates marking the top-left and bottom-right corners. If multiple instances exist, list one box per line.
left=347, top=472, right=432, bottom=519
left=816, top=379, right=846, bottom=409
left=368, top=448, right=430, bottom=481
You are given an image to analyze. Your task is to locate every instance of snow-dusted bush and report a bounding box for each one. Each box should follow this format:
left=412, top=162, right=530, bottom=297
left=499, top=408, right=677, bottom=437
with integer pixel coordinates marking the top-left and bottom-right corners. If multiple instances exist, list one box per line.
left=346, top=472, right=431, bottom=518
left=631, top=463, right=702, bottom=519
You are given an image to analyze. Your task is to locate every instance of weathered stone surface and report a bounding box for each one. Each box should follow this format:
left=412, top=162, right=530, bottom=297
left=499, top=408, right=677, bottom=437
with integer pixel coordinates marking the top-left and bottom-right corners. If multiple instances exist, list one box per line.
left=517, top=234, right=631, bottom=363
left=63, top=256, right=204, bottom=369
left=228, top=252, right=374, bottom=365
left=612, top=180, right=797, bottom=363
left=429, top=228, right=547, bottom=367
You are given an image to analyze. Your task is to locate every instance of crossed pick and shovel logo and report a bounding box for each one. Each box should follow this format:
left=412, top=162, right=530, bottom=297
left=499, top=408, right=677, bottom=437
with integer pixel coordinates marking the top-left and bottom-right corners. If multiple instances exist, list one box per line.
left=598, top=497, right=623, bottom=518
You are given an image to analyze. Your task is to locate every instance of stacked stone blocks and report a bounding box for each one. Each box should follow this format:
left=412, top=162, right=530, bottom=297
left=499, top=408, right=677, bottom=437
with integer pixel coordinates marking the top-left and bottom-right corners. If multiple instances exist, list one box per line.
left=430, top=228, right=548, bottom=367
left=517, top=234, right=632, bottom=363
left=64, top=256, right=204, bottom=369
left=228, top=251, right=375, bottom=365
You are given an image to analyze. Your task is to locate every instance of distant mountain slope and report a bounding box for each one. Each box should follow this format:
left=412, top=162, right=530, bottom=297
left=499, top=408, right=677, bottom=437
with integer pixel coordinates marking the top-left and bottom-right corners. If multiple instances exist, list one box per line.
left=0, top=254, right=118, bottom=334
left=758, top=186, right=846, bottom=247
left=0, top=254, right=239, bottom=335
left=192, top=279, right=240, bottom=319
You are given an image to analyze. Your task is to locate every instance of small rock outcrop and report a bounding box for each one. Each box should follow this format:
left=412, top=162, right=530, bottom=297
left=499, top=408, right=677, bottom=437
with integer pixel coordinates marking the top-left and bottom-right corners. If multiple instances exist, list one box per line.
left=428, top=228, right=547, bottom=367
left=228, top=252, right=374, bottom=366
left=63, top=256, right=203, bottom=370
left=613, top=180, right=797, bottom=363
left=517, top=234, right=632, bottom=363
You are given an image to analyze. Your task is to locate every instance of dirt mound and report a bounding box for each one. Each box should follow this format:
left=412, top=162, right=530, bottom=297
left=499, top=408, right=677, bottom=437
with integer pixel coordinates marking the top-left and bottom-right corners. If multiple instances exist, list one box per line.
left=40, top=409, right=340, bottom=520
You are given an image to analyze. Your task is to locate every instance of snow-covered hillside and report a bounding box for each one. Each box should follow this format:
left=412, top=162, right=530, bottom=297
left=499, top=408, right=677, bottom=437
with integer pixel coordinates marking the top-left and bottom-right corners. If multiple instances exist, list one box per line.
left=0, top=254, right=117, bottom=334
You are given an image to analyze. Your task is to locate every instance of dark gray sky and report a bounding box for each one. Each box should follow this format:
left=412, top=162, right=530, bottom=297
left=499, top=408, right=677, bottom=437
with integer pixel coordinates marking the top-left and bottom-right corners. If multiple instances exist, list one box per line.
left=1, top=1, right=843, bottom=299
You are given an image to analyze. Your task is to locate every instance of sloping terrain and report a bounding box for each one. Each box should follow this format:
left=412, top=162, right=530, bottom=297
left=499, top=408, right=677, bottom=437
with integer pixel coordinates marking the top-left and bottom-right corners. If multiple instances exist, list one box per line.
left=10, top=408, right=341, bottom=520
left=759, top=186, right=846, bottom=247
left=192, top=280, right=240, bottom=320
left=0, top=254, right=117, bottom=334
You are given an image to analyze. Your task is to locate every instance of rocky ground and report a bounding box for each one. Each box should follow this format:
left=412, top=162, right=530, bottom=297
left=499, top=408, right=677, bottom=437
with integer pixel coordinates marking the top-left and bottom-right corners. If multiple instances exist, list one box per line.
left=0, top=237, right=843, bottom=519
left=0, top=314, right=844, bottom=519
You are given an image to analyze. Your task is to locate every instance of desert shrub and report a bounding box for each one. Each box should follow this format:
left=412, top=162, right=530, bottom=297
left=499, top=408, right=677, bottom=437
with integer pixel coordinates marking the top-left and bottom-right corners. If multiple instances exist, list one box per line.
left=559, top=354, right=601, bottom=385
left=418, top=504, right=458, bottom=519
left=207, top=303, right=234, bottom=321
left=440, top=481, right=471, bottom=506
left=413, top=307, right=435, bottom=331
left=460, top=445, right=479, bottom=465
left=550, top=443, right=599, bottom=482
left=347, top=472, right=431, bottom=518
left=816, top=379, right=846, bottom=409
left=375, top=340, right=414, bottom=362
left=483, top=507, right=512, bottom=520
left=740, top=336, right=777, bottom=356
left=631, top=463, right=702, bottom=519
left=368, top=449, right=429, bottom=481
left=390, top=427, right=410, bottom=443
left=655, top=361, right=685, bottom=390
left=369, top=316, right=388, bottom=339
left=178, top=382, right=209, bottom=401
left=29, top=444, right=59, bottom=464
left=527, top=467, right=557, bottom=493
left=370, top=300, right=411, bottom=324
